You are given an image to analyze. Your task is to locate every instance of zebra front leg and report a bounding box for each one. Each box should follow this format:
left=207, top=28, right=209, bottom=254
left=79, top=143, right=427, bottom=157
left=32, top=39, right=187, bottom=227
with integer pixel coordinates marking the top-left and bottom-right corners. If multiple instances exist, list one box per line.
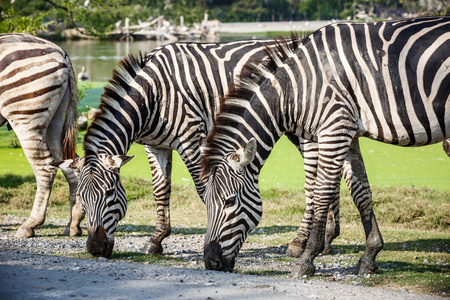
left=15, top=140, right=56, bottom=238
left=291, top=165, right=343, bottom=276
left=142, top=147, right=173, bottom=255
left=285, top=138, right=340, bottom=257
left=323, top=197, right=340, bottom=254
left=343, top=139, right=384, bottom=274
left=291, top=120, right=354, bottom=277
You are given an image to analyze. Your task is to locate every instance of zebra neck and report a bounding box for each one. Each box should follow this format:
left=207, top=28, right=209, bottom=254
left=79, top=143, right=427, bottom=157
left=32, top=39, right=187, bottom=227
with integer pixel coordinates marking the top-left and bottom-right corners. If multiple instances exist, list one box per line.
left=84, top=111, right=139, bottom=156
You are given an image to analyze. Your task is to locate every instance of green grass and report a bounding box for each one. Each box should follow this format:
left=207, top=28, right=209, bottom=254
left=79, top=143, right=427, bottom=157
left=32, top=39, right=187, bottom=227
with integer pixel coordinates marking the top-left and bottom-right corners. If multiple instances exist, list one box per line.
left=1, top=174, right=449, bottom=296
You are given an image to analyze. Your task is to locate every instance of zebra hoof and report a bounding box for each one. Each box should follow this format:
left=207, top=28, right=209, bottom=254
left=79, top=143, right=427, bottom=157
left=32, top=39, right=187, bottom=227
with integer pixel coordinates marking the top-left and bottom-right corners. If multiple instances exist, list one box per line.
left=290, top=261, right=316, bottom=278
left=15, top=226, right=35, bottom=238
left=285, top=241, right=304, bottom=258
left=62, top=226, right=82, bottom=237
left=62, top=227, right=71, bottom=236
left=142, top=241, right=163, bottom=255
left=355, top=257, right=378, bottom=275
left=322, top=244, right=334, bottom=255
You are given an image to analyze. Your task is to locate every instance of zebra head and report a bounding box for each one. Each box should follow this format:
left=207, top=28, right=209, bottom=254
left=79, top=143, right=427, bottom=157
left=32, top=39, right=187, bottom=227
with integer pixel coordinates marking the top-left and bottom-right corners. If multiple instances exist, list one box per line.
left=201, top=138, right=261, bottom=272
left=53, top=154, right=133, bottom=257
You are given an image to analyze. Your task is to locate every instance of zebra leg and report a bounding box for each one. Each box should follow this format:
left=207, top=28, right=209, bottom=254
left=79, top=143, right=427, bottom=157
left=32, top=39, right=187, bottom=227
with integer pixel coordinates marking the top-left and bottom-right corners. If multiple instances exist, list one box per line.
left=444, top=139, right=450, bottom=157
left=285, top=138, right=340, bottom=257
left=285, top=138, right=317, bottom=257
left=15, top=138, right=57, bottom=238
left=61, top=168, right=84, bottom=236
left=323, top=194, right=340, bottom=254
left=142, top=146, right=173, bottom=255
left=44, top=97, right=84, bottom=237
left=343, top=139, right=384, bottom=275
left=291, top=117, right=355, bottom=277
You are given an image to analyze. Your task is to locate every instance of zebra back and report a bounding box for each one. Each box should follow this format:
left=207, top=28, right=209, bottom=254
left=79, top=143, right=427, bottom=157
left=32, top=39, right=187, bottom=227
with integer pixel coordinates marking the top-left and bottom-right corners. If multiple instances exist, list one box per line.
left=0, top=33, right=79, bottom=159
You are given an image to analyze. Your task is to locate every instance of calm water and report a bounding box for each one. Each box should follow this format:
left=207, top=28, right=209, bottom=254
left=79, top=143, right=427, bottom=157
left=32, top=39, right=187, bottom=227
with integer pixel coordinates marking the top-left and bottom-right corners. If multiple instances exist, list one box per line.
left=56, top=39, right=173, bottom=82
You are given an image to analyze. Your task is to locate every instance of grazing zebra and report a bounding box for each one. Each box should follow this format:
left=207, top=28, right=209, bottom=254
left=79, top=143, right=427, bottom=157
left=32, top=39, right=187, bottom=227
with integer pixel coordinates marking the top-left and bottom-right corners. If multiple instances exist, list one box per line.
left=0, top=33, right=82, bottom=238
left=53, top=38, right=364, bottom=257
left=200, top=17, right=450, bottom=276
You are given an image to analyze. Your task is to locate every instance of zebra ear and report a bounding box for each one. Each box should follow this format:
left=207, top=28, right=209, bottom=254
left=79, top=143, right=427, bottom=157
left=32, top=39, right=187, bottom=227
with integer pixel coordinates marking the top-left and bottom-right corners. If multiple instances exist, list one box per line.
left=229, top=138, right=257, bottom=171
left=50, top=157, right=85, bottom=171
left=50, top=157, right=85, bottom=178
left=100, top=155, right=135, bottom=171
left=239, top=138, right=257, bottom=168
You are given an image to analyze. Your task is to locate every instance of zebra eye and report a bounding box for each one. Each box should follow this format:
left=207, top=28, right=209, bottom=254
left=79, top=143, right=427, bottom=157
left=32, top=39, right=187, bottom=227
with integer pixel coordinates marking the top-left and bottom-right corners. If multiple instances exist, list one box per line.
left=223, top=196, right=236, bottom=208
left=105, top=189, right=114, bottom=198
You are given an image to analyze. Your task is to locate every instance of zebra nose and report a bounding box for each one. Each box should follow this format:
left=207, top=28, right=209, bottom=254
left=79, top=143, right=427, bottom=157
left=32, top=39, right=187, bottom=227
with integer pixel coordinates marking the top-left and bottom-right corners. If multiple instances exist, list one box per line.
left=86, top=226, right=114, bottom=258
left=204, top=240, right=224, bottom=271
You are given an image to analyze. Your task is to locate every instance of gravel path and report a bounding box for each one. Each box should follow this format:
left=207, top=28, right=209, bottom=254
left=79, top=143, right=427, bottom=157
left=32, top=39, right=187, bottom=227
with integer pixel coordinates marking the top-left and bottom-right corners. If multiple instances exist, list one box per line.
left=0, top=215, right=445, bottom=299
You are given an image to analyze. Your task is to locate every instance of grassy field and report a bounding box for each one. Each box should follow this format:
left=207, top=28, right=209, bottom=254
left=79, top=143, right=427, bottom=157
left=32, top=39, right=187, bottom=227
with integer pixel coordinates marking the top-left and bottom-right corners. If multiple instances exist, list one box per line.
left=0, top=82, right=449, bottom=296
left=1, top=175, right=449, bottom=296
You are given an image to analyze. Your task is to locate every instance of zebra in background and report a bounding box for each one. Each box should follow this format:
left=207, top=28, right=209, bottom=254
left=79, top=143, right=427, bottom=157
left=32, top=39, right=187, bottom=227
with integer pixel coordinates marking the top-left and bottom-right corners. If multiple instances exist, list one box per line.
left=53, top=38, right=368, bottom=257
left=0, top=33, right=82, bottom=238
left=200, top=17, right=449, bottom=276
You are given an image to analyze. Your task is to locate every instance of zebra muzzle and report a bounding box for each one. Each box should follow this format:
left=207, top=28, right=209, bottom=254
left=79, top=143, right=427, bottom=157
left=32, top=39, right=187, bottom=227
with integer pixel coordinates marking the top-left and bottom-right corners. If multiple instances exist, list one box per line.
left=203, top=240, right=235, bottom=272
left=86, top=226, right=114, bottom=258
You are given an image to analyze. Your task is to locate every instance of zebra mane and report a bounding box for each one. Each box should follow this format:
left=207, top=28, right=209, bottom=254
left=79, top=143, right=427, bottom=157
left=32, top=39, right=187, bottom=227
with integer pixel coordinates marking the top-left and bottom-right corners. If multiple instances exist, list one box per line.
left=84, top=51, right=149, bottom=155
left=200, top=33, right=305, bottom=178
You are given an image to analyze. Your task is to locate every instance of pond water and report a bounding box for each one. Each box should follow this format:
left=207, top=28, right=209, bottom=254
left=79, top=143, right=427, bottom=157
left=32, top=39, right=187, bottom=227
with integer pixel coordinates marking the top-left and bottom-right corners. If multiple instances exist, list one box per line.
left=56, top=39, right=176, bottom=82
left=55, top=35, right=263, bottom=82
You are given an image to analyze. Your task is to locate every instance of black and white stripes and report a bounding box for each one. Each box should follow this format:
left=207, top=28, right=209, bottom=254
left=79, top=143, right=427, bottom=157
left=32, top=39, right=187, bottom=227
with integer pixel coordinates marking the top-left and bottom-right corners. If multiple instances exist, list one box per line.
left=0, top=33, right=81, bottom=238
left=56, top=39, right=315, bottom=257
left=200, top=17, right=449, bottom=276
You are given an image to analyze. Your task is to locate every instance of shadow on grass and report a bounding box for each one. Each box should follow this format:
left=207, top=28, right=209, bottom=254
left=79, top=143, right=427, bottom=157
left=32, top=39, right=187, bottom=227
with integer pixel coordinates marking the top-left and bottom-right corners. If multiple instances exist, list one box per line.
left=115, top=224, right=206, bottom=236
left=110, top=251, right=185, bottom=262
left=241, top=270, right=290, bottom=277
left=330, top=239, right=450, bottom=254
left=0, top=174, right=35, bottom=188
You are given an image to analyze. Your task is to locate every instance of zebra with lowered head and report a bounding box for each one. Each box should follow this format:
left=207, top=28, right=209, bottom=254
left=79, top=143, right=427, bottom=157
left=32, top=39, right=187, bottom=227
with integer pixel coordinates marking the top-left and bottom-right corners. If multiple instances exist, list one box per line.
left=200, top=17, right=450, bottom=276
left=53, top=38, right=371, bottom=258
left=0, top=33, right=82, bottom=238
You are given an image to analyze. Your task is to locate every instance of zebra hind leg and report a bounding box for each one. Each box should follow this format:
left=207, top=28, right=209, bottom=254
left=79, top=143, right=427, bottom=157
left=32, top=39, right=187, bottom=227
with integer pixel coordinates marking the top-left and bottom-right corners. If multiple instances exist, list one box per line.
left=141, top=147, right=173, bottom=255
left=343, top=139, right=384, bottom=275
left=15, top=139, right=57, bottom=238
left=61, top=168, right=84, bottom=236
left=45, top=113, right=84, bottom=237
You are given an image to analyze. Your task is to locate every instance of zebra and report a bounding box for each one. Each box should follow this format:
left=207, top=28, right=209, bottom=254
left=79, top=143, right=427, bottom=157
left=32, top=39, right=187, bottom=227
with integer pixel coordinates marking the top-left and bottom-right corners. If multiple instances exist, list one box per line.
left=200, top=17, right=450, bottom=276
left=52, top=38, right=367, bottom=257
left=0, top=33, right=82, bottom=238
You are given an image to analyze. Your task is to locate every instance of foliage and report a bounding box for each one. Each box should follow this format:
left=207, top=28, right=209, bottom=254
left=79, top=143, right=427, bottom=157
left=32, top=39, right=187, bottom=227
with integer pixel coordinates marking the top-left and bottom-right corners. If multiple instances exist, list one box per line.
left=77, top=81, right=94, bottom=113
left=2, top=0, right=448, bottom=37
left=0, top=6, right=48, bottom=34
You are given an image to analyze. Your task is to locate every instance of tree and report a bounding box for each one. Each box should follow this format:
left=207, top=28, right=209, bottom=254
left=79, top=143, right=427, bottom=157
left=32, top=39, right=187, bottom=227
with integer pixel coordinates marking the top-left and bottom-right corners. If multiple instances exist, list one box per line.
left=0, top=1, right=48, bottom=34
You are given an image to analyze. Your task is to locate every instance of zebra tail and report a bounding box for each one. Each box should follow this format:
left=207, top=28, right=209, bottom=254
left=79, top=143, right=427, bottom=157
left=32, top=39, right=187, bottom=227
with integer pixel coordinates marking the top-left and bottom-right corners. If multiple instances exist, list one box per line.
left=61, top=53, right=79, bottom=160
